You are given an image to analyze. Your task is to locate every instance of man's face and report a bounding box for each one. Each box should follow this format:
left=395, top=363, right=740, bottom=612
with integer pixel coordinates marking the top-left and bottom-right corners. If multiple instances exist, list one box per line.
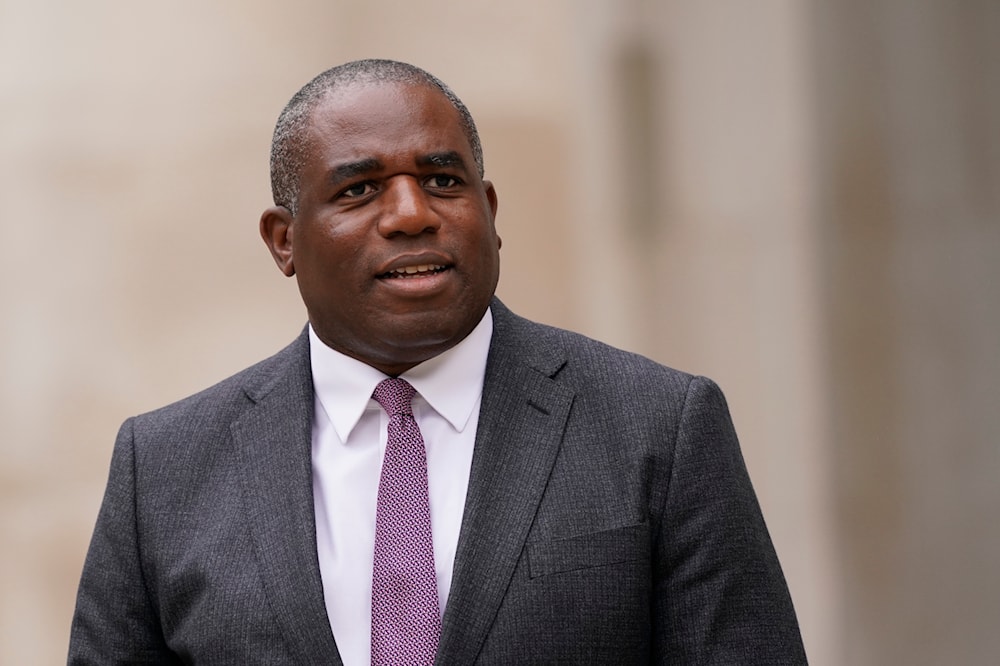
left=262, top=81, right=501, bottom=376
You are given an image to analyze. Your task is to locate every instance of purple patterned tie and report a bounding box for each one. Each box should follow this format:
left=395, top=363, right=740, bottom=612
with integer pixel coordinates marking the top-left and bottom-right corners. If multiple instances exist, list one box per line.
left=370, top=378, right=441, bottom=666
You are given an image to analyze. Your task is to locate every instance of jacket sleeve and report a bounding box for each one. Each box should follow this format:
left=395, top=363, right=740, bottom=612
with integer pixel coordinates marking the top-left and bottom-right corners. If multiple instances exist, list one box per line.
left=652, top=376, right=808, bottom=664
left=68, top=417, right=179, bottom=665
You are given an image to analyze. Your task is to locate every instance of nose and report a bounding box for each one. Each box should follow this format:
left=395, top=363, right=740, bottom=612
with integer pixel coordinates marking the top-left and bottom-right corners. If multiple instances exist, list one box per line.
left=377, top=176, right=441, bottom=237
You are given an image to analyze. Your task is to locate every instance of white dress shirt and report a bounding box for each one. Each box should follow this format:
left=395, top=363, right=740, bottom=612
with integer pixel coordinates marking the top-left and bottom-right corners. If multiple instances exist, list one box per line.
left=309, top=309, right=493, bottom=666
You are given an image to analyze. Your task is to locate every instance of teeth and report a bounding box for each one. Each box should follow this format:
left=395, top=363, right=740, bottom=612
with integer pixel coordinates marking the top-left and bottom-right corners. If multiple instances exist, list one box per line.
left=390, top=264, right=443, bottom=276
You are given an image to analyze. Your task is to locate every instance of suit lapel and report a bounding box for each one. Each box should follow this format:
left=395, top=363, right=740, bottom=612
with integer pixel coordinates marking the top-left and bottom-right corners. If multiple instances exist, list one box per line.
left=232, top=331, right=343, bottom=665
left=437, top=302, right=574, bottom=664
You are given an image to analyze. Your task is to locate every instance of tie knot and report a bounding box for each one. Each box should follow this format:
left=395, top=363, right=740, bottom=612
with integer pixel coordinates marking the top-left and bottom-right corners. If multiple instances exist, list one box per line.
left=372, top=378, right=416, bottom=417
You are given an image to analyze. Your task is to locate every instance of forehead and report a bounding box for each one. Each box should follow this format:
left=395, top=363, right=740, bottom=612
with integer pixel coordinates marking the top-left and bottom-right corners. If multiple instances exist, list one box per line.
left=303, top=81, right=469, bottom=162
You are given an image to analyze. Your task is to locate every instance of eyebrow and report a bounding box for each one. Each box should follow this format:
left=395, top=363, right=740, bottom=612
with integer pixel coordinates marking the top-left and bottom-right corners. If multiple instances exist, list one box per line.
left=417, top=151, right=467, bottom=170
left=328, top=158, right=382, bottom=184
left=327, top=151, right=468, bottom=185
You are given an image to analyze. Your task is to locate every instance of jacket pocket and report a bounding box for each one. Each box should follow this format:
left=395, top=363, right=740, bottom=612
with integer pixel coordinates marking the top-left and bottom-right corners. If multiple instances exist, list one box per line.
left=526, top=523, right=650, bottom=579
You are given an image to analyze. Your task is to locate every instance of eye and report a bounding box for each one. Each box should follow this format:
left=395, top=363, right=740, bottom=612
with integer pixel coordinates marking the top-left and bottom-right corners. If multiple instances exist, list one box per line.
left=340, top=182, right=376, bottom=199
left=425, top=175, right=460, bottom=189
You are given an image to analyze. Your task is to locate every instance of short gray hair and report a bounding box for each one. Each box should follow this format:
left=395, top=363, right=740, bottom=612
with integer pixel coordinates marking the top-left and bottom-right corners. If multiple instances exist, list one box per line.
left=269, top=59, right=484, bottom=215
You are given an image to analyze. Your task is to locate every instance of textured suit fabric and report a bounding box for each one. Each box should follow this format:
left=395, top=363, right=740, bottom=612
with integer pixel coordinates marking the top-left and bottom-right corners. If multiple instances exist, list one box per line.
left=69, top=299, right=807, bottom=664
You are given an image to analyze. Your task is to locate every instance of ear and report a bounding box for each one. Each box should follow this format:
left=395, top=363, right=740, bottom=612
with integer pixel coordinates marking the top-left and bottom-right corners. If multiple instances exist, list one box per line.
left=260, top=206, right=296, bottom=277
left=483, top=179, right=501, bottom=250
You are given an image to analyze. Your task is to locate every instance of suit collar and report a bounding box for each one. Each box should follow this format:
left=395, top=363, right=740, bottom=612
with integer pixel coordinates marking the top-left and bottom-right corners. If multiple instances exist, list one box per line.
left=232, top=303, right=574, bottom=665
left=232, top=328, right=344, bottom=665
left=437, top=298, right=575, bottom=664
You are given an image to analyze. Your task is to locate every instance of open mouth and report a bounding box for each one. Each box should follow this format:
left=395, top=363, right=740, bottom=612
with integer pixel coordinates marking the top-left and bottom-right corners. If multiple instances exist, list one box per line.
left=378, top=264, right=450, bottom=279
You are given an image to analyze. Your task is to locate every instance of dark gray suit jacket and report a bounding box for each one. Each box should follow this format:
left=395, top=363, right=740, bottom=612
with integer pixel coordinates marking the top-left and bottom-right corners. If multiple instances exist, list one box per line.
left=69, top=300, right=806, bottom=664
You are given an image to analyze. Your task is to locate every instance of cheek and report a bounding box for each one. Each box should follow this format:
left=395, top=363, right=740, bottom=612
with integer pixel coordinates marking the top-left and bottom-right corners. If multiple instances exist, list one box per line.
left=295, top=240, right=356, bottom=300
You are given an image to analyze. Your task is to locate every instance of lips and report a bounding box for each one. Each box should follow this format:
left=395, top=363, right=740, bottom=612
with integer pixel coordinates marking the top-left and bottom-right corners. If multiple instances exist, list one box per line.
left=378, top=263, right=448, bottom=279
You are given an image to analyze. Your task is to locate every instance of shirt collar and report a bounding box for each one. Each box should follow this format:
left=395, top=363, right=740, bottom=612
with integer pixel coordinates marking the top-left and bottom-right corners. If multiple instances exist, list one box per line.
left=309, top=308, right=494, bottom=442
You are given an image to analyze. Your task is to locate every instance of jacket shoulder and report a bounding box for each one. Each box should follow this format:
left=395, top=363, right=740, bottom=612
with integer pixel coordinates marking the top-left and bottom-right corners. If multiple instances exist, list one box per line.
left=493, top=302, right=696, bottom=390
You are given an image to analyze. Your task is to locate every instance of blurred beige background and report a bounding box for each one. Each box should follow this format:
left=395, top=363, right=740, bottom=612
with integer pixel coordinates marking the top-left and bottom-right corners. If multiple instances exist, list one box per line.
left=2, top=0, right=998, bottom=663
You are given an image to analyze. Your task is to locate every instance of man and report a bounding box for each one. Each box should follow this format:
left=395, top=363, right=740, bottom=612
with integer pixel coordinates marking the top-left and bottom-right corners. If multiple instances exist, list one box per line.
left=69, top=59, right=807, bottom=664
